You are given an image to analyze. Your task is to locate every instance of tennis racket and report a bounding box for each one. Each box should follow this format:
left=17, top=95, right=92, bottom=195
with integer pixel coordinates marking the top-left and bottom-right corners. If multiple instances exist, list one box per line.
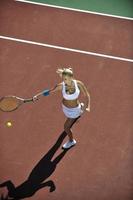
left=0, top=96, right=34, bottom=112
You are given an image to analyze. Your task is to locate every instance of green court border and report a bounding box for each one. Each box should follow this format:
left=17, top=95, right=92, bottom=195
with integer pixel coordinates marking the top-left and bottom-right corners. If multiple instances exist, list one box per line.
left=25, top=0, right=133, bottom=18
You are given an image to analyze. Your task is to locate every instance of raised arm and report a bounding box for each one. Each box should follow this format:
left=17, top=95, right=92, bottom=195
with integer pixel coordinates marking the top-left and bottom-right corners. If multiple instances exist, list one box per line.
left=50, top=83, right=62, bottom=94
left=33, top=83, right=62, bottom=101
left=77, top=80, right=90, bottom=112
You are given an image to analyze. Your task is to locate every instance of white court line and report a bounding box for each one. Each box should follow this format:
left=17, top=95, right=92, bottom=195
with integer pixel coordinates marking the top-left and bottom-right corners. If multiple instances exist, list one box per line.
left=15, top=0, right=133, bottom=21
left=0, top=35, right=133, bottom=63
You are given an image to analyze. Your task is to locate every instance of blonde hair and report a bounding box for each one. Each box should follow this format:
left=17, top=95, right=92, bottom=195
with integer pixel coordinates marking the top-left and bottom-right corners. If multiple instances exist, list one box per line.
left=56, top=67, right=73, bottom=77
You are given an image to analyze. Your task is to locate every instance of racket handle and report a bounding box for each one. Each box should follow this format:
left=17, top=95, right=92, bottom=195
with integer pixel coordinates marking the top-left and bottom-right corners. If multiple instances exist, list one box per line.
left=23, top=98, right=33, bottom=103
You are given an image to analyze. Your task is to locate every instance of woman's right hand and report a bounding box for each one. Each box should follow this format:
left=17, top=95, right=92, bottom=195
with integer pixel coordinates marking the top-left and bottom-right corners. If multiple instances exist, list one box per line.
left=33, top=95, right=38, bottom=102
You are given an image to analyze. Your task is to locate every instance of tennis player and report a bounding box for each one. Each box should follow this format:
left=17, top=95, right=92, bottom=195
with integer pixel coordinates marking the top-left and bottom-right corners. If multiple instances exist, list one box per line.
left=33, top=67, right=90, bottom=149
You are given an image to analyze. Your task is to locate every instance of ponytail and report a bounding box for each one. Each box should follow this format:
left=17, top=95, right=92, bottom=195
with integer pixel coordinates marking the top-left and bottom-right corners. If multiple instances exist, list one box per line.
left=56, top=67, right=73, bottom=77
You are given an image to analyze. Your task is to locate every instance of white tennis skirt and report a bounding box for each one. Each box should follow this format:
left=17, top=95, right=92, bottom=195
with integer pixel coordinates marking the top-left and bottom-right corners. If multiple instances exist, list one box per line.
left=62, top=103, right=84, bottom=119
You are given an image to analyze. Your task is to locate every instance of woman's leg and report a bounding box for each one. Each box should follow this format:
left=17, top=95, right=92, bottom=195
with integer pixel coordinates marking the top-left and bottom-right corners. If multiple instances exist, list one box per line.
left=64, top=117, right=80, bottom=141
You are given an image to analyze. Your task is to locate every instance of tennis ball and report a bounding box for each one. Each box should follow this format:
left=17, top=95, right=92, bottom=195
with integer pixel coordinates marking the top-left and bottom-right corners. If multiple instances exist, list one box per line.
left=6, top=121, right=12, bottom=127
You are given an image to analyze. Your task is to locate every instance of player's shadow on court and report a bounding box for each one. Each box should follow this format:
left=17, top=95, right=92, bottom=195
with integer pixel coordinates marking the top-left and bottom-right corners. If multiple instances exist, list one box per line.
left=0, top=131, right=69, bottom=200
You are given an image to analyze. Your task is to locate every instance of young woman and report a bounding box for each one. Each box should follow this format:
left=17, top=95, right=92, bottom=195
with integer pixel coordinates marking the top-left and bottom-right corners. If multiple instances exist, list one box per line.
left=33, top=67, right=90, bottom=149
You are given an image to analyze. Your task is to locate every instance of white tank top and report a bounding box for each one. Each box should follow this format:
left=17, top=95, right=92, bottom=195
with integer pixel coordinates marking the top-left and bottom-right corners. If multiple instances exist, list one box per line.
left=62, top=80, right=80, bottom=100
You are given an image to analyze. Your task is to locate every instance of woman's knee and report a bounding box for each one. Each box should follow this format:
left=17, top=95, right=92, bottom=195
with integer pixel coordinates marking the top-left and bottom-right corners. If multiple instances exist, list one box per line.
left=64, top=124, right=71, bottom=133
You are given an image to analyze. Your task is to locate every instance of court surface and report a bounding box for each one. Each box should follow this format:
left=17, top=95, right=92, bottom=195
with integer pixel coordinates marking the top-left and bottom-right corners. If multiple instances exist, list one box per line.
left=0, top=1, right=133, bottom=200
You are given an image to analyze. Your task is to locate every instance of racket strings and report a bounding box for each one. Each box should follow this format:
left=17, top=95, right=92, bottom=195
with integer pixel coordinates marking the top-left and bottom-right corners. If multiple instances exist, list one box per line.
left=0, top=97, right=21, bottom=112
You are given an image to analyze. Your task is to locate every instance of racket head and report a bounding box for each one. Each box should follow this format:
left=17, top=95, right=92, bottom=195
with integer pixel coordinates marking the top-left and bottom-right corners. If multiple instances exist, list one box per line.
left=0, top=96, right=24, bottom=112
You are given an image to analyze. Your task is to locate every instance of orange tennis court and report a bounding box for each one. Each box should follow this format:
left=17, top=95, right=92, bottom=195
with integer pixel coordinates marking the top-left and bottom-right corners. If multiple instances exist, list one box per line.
left=0, top=1, right=133, bottom=200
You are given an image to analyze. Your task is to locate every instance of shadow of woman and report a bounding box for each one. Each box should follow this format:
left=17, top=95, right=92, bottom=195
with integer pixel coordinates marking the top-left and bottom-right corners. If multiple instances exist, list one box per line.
left=0, top=131, right=69, bottom=200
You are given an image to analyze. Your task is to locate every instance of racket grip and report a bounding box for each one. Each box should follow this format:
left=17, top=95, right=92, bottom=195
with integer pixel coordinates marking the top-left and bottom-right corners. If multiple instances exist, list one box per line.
left=23, top=98, right=33, bottom=103
left=42, top=89, right=50, bottom=96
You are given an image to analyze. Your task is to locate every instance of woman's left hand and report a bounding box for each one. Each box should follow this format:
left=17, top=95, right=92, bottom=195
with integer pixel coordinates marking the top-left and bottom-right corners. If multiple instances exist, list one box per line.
left=86, top=107, right=90, bottom=112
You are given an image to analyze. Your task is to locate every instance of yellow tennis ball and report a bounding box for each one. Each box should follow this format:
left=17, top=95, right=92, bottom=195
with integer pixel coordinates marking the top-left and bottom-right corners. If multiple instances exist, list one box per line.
left=6, top=121, right=12, bottom=127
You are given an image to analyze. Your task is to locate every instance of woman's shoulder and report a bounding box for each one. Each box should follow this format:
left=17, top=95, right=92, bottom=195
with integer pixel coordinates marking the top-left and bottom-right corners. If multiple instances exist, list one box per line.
left=57, top=82, right=63, bottom=85
left=57, top=82, right=63, bottom=88
left=75, top=80, right=84, bottom=86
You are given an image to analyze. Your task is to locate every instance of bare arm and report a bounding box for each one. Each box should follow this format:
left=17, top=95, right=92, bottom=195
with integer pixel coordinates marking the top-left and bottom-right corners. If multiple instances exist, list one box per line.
left=33, top=83, right=62, bottom=100
left=49, top=83, right=62, bottom=94
left=77, top=80, right=90, bottom=112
